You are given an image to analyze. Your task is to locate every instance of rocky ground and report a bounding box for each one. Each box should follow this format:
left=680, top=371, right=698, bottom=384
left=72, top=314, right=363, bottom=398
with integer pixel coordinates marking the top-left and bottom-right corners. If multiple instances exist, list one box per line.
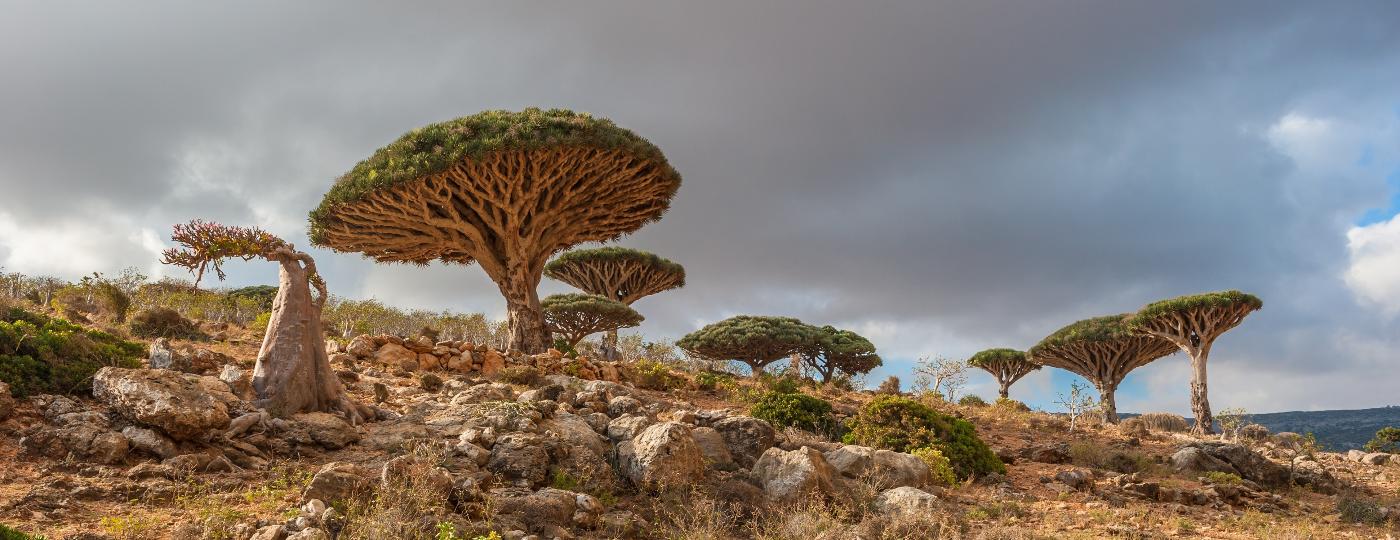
left=1, top=327, right=1398, bottom=539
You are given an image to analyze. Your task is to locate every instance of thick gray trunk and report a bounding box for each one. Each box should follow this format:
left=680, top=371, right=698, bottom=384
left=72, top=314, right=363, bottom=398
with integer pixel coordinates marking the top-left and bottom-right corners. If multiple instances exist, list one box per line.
left=998, top=381, right=1010, bottom=400
left=501, top=274, right=549, bottom=354
left=1098, top=383, right=1119, bottom=424
left=1189, top=344, right=1214, bottom=435
left=602, top=329, right=620, bottom=360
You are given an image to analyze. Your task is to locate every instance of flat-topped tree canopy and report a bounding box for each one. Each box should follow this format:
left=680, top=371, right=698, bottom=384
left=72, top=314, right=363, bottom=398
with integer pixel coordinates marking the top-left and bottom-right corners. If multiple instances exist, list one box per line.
left=966, top=348, right=1039, bottom=399
left=801, top=325, right=882, bottom=383
left=541, top=293, right=643, bottom=348
left=1125, top=290, right=1262, bottom=435
left=678, top=315, right=819, bottom=376
left=544, top=247, right=685, bottom=304
left=1029, top=314, right=1178, bottom=422
left=308, top=108, right=681, bottom=353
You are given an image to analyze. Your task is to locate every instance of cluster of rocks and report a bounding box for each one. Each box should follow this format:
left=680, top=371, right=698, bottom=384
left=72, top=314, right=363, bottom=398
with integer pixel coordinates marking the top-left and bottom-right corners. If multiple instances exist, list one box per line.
left=1344, top=449, right=1393, bottom=466
left=1104, top=471, right=1291, bottom=513
left=330, top=334, right=624, bottom=383
left=1170, top=441, right=1341, bottom=494
left=147, top=338, right=234, bottom=375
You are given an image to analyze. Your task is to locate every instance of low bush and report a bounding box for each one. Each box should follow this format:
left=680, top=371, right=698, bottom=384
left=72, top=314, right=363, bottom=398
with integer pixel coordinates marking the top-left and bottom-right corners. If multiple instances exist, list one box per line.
left=875, top=375, right=901, bottom=395
left=418, top=373, right=444, bottom=393
left=0, top=306, right=144, bottom=397
left=1136, top=412, right=1189, bottom=433
left=694, top=370, right=732, bottom=391
left=1363, top=426, right=1400, bottom=454
left=129, top=307, right=202, bottom=339
left=993, top=397, right=1030, bottom=412
left=1337, top=495, right=1385, bottom=525
left=627, top=359, right=686, bottom=391
left=1118, top=417, right=1148, bottom=437
left=1203, top=471, right=1243, bottom=485
left=248, top=312, right=272, bottom=335
left=910, top=447, right=957, bottom=487
left=842, top=395, right=1005, bottom=480
left=750, top=391, right=835, bottom=433
left=497, top=365, right=543, bottom=386
left=958, top=395, right=988, bottom=407
left=0, top=524, right=46, bottom=540
left=1068, top=441, right=1153, bottom=474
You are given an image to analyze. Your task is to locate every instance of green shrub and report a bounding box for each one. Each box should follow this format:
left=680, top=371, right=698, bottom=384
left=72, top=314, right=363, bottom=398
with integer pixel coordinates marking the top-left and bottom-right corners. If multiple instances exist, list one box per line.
left=1202, top=471, right=1242, bottom=485
left=1363, top=426, right=1400, bottom=454
left=759, top=372, right=804, bottom=394
left=694, top=370, right=732, bottom=391
left=0, top=523, right=46, bottom=540
left=128, top=307, right=201, bottom=339
left=750, top=391, right=834, bottom=433
left=993, top=397, right=1030, bottom=412
left=552, top=338, right=579, bottom=359
left=1337, top=495, right=1385, bottom=525
left=842, top=395, right=1005, bottom=480
left=958, top=395, right=988, bottom=407
left=910, top=446, right=957, bottom=487
left=248, top=312, right=272, bottom=335
left=0, top=307, right=144, bottom=397
left=628, top=359, right=685, bottom=390
left=1068, top=441, right=1153, bottom=474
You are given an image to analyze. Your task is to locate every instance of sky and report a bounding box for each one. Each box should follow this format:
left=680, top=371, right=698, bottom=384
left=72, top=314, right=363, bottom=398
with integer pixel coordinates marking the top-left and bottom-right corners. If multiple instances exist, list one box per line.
left=2, top=1, right=1399, bottom=415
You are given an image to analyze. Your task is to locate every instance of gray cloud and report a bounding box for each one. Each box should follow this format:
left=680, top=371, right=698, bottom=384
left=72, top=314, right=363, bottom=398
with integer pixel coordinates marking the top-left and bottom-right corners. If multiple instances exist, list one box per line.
left=2, top=1, right=1399, bottom=413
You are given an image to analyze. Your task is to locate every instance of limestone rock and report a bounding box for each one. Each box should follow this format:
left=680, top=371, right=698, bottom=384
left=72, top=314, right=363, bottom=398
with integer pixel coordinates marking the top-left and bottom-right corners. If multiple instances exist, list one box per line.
left=713, top=416, right=776, bottom=468
left=607, top=414, right=652, bottom=442
left=488, top=433, right=551, bottom=486
left=121, top=426, right=178, bottom=459
left=290, top=412, right=360, bottom=449
left=375, top=343, right=418, bottom=372
left=875, top=486, right=939, bottom=517
left=752, top=446, right=836, bottom=503
left=346, top=335, right=376, bottom=357
left=690, top=426, right=735, bottom=469
left=481, top=350, right=506, bottom=377
left=616, top=422, right=705, bottom=489
left=93, top=367, right=234, bottom=440
left=824, top=445, right=931, bottom=489
left=302, top=462, right=373, bottom=505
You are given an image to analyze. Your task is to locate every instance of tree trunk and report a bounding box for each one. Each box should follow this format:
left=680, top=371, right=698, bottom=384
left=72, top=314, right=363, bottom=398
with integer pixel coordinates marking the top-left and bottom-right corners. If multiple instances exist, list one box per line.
left=500, top=272, right=549, bottom=354
left=252, top=251, right=369, bottom=423
left=1097, top=383, right=1119, bottom=424
left=998, top=381, right=1010, bottom=400
left=1189, top=343, right=1214, bottom=435
left=602, top=329, right=620, bottom=360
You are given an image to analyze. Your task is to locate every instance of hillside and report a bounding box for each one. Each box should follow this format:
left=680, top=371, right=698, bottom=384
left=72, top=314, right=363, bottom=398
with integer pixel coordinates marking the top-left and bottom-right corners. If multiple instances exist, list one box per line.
left=1246, top=407, right=1400, bottom=452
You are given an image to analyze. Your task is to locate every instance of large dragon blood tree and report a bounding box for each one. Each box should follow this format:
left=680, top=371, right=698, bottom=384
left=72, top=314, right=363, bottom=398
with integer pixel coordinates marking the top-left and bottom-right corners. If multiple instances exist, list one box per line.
left=799, top=325, right=882, bottom=384
left=540, top=293, right=644, bottom=349
left=161, top=220, right=372, bottom=422
left=966, top=348, right=1039, bottom=400
left=308, top=108, right=682, bottom=354
left=677, top=315, right=819, bottom=376
left=1028, top=315, right=1178, bottom=423
left=1126, top=290, right=1261, bottom=435
left=544, top=247, right=684, bottom=357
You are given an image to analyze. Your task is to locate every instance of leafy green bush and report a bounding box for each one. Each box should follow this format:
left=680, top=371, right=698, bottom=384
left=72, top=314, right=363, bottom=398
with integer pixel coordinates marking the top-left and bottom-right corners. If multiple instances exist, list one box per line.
left=910, top=447, right=957, bottom=487
left=0, top=523, right=46, bottom=540
left=627, top=359, right=685, bottom=390
left=248, top=311, right=272, bottom=335
left=694, top=370, right=732, bottom=391
left=1202, top=471, right=1242, bottom=485
left=958, top=395, right=988, bottom=407
left=0, top=307, right=143, bottom=397
left=1363, top=426, right=1400, bottom=453
left=842, top=395, right=1005, bottom=480
left=750, top=391, right=834, bottom=433
left=128, top=307, right=202, bottom=339
left=993, top=397, right=1030, bottom=412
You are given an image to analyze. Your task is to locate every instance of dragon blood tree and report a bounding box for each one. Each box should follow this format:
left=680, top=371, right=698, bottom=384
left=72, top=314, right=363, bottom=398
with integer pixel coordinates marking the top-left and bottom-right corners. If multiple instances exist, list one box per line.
left=677, top=315, right=819, bottom=376
left=1126, top=290, right=1261, bottom=435
left=308, top=109, right=682, bottom=354
left=540, top=293, right=644, bottom=349
left=800, top=325, right=882, bottom=384
left=161, top=220, right=372, bottom=422
left=966, top=348, right=1039, bottom=400
left=544, top=247, right=684, bottom=356
left=1028, top=315, right=1178, bottom=423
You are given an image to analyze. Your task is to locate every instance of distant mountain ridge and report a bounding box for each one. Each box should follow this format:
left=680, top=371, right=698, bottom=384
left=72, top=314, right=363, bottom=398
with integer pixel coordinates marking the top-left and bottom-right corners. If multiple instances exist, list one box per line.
left=1123, top=406, right=1400, bottom=451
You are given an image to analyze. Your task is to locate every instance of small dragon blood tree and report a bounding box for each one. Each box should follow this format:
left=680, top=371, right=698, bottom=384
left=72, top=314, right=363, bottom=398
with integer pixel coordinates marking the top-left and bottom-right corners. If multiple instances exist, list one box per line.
left=1126, top=290, right=1261, bottom=435
left=678, top=315, right=819, bottom=376
left=1029, top=314, right=1178, bottom=423
left=161, top=220, right=371, bottom=423
left=540, top=293, right=644, bottom=349
left=966, top=348, right=1039, bottom=400
left=544, top=247, right=684, bottom=357
left=308, top=108, right=682, bottom=354
left=800, top=325, right=882, bottom=384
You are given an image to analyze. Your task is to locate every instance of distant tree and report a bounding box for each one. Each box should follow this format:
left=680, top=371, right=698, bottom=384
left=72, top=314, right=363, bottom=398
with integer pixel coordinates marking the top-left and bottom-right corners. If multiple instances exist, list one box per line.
left=677, top=315, right=818, bottom=376
left=308, top=108, right=682, bottom=354
left=799, top=325, right=882, bottom=384
left=162, top=220, right=370, bottom=423
left=1126, top=290, right=1262, bottom=435
left=914, top=356, right=969, bottom=401
left=1364, top=427, right=1400, bottom=454
left=1054, top=381, right=1099, bottom=432
left=1029, top=314, right=1177, bottom=423
left=540, top=293, right=644, bottom=349
left=966, top=348, right=1039, bottom=399
left=544, top=247, right=684, bottom=357
left=876, top=375, right=902, bottom=395
left=229, top=285, right=279, bottom=311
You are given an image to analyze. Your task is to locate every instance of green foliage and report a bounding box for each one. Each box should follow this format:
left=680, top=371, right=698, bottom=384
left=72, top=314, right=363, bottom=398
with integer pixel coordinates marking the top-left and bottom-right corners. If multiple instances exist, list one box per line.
left=228, top=285, right=279, bottom=311
left=132, top=279, right=263, bottom=326
left=694, top=370, right=732, bottom=391
left=1363, top=426, right=1400, bottom=453
left=801, top=325, right=882, bottom=381
left=842, top=395, right=1005, bottom=480
left=1126, top=290, right=1263, bottom=327
left=128, top=307, right=202, bottom=339
left=627, top=359, right=686, bottom=390
left=310, top=108, right=682, bottom=244
left=248, top=311, right=272, bottom=335
left=545, top=247, right=686, bottom=294
left=1030, top=314, right=1135, bottom=353
left=910, top=447, right=957, bottom=487
left=0, top=307, right=143, bottom=397
left=322, top=296, right=506, bottom=346
left=541, top=293, right=643, bottom=347
left=677, top=315, right=818, bottom=374
left=1203, top=471, right=1243, bottom=485
left=749, top=391, right=834, bottom=433
left=958, top=395, right=988, bottom=407
left=1068, top=441, right=1154, bottom=474
left=966, top=348, right=1029, bottom=369
left=994, top=397, right=1031, bottom=412
left=0, top=523, right=46, bottom=540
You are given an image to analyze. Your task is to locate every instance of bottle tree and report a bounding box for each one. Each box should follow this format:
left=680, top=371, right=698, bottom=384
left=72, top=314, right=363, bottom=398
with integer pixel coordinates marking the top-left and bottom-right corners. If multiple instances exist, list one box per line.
left=677, top=315, right=818, bottom=376
left=544, top=247, right=684, bottom=357
left=966, top=348, right=1039, bottom=399
left=540, top=293, right=644, bottom=349
left=308, top=109, right=682, bottom=354
left=799, top=325, right=882, bottom=384
left=161, top=220, right=372, bottom=423
left=1028, top=314, right=1178, bottom=423
left=1126, top=290, right=1261, bottom=435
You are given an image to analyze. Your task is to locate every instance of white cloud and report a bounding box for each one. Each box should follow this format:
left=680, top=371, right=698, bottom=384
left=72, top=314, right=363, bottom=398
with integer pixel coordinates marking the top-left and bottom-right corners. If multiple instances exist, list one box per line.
left=0, top=211, right=166, bottom=280
left=1345, top=213, right=1400, bottom=314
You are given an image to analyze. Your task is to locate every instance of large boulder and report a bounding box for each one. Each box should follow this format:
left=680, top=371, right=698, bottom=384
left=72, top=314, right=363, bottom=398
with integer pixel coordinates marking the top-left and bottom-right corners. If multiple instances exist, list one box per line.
left=289, top=412, right=360, bottom=449
left=302, top=462, right=373, bottom=505
left=875, top=486, right=939, bottom=518
left=375, top=343, right=419, bottom=372
left=121, top=426, right=178, bottom=459
left=690, top=427, right=735, bottom=469
left=488, top=433, right=551, bottom=486
left=541, top=412, right=610, bottom=457
left=616, top=422, right=705, bottom=489
left=346, top=335, right=376, bottom=357
left=93, top=367, right=234, bottom=440
left=823, top=445, right=931, bottom=489
left=20, top=421, right=129, bottom=464
left=452, top=383, right=516, bottom=405
left=752, top=446, right=836, bottom=503
left=607, top=414, right=653, bottom=442
left=712, top=416, right=776, bottom=468
left=1173, top=442, right=1291, bottom=488
left=481, top=350, right=507, bottom=377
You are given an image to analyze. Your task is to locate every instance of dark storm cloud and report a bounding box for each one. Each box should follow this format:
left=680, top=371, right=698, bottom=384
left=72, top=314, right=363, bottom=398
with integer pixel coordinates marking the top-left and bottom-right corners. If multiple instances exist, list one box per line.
left=2, top=1, right=1399, bottom=412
